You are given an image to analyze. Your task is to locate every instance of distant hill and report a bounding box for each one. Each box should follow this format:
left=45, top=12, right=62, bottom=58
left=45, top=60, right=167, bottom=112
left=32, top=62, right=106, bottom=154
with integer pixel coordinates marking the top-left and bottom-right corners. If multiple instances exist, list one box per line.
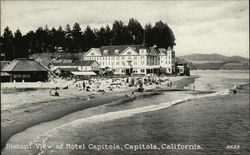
left=177, top=54, right=249, bottom=70
left=179, top=54, right=249, bottom=63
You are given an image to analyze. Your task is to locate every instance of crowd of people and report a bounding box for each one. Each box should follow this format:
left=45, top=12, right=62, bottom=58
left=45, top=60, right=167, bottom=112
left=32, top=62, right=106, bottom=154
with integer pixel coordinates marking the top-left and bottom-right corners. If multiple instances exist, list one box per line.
left=48, top=76, right=174, bottom=97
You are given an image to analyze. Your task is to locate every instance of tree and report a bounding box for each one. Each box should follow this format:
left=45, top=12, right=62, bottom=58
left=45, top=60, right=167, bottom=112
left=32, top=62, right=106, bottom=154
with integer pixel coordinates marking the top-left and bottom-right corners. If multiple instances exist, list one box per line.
left=83, top=26, right=96, bottom=50
left=1, top=18, right=176, bottom=60
left=145, top=23, right=154, bottom=46
left=95, top=27, right=106, bottom=47
left=56, top=26, right=66, bottom=48
left=111, top=20, right=132, bottom=45
left=34, top=27, right=50, bottom=53
left=24, top=30, right=36, bottom=55
left=71, top=22, right=82, bottom=52
left=104, top=25, right=113, bottom=45
left=64, top=24, right=73, bottom=52
left=127, top=18, right=144, bottom=45
left=2, top=27, right=14, bottom=60
left=151, top=21, right=176, bottom=49
left=14, top=29, right=28, bottom=58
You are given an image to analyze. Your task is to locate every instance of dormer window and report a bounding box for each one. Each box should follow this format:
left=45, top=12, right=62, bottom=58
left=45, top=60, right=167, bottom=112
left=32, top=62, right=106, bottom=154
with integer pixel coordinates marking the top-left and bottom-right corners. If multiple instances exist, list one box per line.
left=127, top=51, right=131, bottom=55
left=91, top=53, right=95, bottom=56
left=114, top=49, right=119, bottom=55
left=139, top=49, right=145, bottom=55
left=103, top=50, right=109, bottom=55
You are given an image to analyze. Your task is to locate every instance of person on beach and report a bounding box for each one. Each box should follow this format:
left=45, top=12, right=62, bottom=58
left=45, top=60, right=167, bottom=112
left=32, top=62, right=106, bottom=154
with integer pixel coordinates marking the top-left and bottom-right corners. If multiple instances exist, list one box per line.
left=82, top=81, right=86, bottom=90
left=54, top=91, right=60, bottom=96
left=126, top=78, right=129, bottom=83
left=192, top=84, right=195, bottom=91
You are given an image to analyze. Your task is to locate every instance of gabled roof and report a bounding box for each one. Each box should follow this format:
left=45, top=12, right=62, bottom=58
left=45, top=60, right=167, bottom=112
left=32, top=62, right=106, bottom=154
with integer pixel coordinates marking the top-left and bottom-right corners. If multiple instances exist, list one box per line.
left=158, top=47, right=172, bottom=55
left=2, top=58, right=48, bottom=72
left=1, top=61, right=11, bottom=70
left=52, top=63, right=74, bottom=66
left=52, top=60, right=98, bottom=66
left=73, top=60, right=97, bottom=66
left=52, top=59, right=73, bottom=64
left=99, top=45, right=144, bottom=55
left=56, top=68, right=79, bottom=71
left=1, top=72, right=10, bottom=76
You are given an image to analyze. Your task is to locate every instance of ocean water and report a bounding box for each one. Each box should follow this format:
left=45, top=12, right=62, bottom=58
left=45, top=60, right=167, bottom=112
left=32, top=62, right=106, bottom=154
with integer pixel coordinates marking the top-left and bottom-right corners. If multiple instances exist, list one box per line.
left=2, top=70, right=249, bottom=155
left=191, top=70, right=249, bottom=91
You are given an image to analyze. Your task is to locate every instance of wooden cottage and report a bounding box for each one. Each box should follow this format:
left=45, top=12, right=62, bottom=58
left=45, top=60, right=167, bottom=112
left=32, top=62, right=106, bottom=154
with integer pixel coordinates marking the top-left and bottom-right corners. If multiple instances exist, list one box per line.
left=2, top=58, right=49, bottom=82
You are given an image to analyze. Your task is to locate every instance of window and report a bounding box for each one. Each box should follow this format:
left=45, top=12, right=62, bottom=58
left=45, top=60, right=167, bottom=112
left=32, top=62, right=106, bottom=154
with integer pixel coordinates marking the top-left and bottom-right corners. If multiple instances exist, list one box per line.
left=128, top=56, right=131, bottom=59
left=116, top=62, right=119, bottom=65
left=141, top=69, right=145, bottom=73
left=114, top=49, right=119, bottom=55
left=104, top=50, right=109, bottom=55
left=141, top=61, right=144, bottom=65
left=22, top=74, right=30, bottom=78
left=14, top=74, right=22, bottom=78
left=122, top=62, right=125, bottom=66
left=122, top=56, right=125, bottom=60
left=134, top=61, right=137, bottom=65
left=141, top=56, right=144, bottom=59
left=166, top=61, right=168, bottom=64
left=116, top=56, right=119, bottom=60
left=134, top=56, right=137, bottom=60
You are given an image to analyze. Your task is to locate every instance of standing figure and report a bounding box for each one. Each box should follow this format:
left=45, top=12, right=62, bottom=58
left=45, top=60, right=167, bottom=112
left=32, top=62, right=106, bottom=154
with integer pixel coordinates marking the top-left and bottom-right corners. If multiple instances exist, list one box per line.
left=82, top=81, right=86, bottom=90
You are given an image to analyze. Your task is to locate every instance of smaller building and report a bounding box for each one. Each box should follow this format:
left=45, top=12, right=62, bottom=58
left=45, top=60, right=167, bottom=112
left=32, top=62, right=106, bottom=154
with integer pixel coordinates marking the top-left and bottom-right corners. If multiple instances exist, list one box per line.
left=1, top=72, right=11, bottom=82
left=50, top=60, right=100, bottom=76
left=2, top=58, right=49, bottom=82
left=175, top=62, right=190, bottom=76
left=1, top=61, right=11, bottom=82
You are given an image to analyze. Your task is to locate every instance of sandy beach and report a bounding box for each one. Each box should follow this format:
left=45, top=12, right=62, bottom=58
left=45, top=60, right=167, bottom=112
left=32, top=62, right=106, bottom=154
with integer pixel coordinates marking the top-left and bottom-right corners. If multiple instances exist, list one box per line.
left=1, top=76, right=195, bottom=149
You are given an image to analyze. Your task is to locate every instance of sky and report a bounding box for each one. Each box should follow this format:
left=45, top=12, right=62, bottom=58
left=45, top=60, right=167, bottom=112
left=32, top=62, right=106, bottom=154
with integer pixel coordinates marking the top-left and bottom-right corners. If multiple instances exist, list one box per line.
left=1, top=0, right=249, bottom=57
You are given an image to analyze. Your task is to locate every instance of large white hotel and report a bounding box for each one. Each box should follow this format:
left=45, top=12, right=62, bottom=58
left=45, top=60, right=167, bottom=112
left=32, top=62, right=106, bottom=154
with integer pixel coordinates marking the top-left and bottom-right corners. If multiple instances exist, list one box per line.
left=82, top=45, right=175, bottom=75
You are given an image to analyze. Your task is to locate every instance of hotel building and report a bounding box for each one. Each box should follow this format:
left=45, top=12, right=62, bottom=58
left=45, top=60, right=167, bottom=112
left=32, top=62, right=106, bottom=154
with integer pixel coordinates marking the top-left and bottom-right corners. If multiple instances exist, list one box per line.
left=82, top=45, right=175, bottom=75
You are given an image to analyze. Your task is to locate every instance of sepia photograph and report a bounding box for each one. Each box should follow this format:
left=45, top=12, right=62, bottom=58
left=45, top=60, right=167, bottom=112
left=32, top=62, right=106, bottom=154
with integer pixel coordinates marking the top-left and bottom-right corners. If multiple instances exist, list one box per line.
left=0, top=0, right=249, bottom=154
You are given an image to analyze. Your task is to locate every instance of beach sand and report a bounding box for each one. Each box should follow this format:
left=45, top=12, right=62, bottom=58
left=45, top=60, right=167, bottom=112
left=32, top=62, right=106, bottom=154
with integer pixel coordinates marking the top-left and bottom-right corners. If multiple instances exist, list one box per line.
left=29, top=84, right=249, bottom=155
left=1, top=76, right=195, bottom=149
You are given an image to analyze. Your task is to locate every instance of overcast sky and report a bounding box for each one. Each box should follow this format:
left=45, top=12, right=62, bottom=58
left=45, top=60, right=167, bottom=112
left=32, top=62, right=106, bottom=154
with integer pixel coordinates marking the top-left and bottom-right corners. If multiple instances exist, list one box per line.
left=1, top=0, right=249, bottom=57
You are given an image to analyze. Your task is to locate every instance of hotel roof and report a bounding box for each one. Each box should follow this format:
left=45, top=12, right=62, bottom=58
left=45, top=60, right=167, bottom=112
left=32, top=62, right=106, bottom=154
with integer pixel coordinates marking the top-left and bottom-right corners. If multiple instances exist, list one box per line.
left=99, top=45, right=145, bottom=55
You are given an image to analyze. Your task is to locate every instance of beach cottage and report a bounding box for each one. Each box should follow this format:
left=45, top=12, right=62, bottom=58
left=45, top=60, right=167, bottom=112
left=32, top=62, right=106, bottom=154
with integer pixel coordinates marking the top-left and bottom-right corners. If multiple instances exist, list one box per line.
left=2, top=58, right=49, bottom=82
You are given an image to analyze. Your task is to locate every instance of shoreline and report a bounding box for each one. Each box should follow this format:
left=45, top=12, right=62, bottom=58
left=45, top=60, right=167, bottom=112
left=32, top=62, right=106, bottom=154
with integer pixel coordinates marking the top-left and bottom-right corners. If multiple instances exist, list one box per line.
left=1, top=76, right=196, bottom=149
left=30, top=83, right=249, bottom=155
